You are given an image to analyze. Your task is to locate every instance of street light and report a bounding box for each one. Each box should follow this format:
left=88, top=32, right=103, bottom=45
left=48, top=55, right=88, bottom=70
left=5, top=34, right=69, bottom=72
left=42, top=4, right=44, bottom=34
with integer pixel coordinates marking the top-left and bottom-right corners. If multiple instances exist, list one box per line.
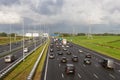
left=9, top=24, right=12, bottom=52
left=22, top=20, right=25, bottom=61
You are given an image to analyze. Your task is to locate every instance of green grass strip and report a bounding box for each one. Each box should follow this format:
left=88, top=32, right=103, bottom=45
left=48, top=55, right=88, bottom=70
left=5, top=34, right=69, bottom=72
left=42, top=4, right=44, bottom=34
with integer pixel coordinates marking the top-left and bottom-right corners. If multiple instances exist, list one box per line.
left=33, top=41, right=49, bottom=80
left=3, top=43, right=46, bottom=80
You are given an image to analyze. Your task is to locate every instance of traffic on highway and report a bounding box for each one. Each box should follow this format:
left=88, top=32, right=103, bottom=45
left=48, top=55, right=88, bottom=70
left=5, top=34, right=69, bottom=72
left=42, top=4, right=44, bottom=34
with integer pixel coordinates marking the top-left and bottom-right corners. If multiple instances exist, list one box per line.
left=41, top=38, right=120, bottom=80
left=0, top=37, right=45, bottom=75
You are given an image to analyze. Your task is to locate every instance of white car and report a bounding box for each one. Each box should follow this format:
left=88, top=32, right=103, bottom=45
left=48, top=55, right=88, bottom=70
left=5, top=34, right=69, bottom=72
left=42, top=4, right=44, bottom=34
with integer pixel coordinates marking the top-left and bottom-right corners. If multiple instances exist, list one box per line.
left=79, top=49, right=83, bottom=53
left=24, top=48, right=29, bottom=53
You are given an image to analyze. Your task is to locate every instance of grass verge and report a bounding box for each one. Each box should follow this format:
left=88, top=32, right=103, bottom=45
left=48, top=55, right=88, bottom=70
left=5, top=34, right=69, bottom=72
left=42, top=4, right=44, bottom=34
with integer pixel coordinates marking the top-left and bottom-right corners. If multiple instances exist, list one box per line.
left=66, top=36, right=120, bottom=60
left=33, top=41, right=49, bottom=80
left=2, top=43, right=46, bottom=80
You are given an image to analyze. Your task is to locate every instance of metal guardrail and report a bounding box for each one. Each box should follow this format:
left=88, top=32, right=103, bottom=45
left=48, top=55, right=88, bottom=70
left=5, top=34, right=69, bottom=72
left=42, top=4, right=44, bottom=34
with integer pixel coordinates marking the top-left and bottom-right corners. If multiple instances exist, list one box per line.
left=27, top=42, right=48, bottom=80
left=0, top=40, right=46, bottom=79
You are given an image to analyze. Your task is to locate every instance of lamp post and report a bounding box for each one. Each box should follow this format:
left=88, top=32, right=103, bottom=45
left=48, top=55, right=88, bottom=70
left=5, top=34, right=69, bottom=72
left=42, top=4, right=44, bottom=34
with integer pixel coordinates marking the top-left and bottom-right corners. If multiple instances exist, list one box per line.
left=22, top=20, right=25, bottom=61
left=9, top=24, right=12, bottom=52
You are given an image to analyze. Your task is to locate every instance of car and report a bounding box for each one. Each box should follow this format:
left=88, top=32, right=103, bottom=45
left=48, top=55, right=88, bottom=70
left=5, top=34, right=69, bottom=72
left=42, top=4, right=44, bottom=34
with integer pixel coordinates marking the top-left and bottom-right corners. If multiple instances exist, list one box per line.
left=66, top=51, right=71, bottom=55
left=62, top=45, right=64, bottom=47
left=4, top=54, right=15, bottom=63
left=49, top=54, right=55, bottom=59
left=23, top=48, right=29, bottom=53
left=66, top=45, right=69, bottom=48
left=58, top=52, right=63, bottom=55
left=61, top=57, right=67, bottom=63
left=63, top=48, right=67, bottom=51
left=85, top=54, right=91, bottom=58
left=72, top=56, right=78, bottom=62
left=84, top=58, right=91, bottom=64
left=65, top=64, right=75, bottom=74
left=101, top=58, right=114, bottom=69
left=50, top=48, right=54, bottom=52
left=78, top=49, right=83, bottom=53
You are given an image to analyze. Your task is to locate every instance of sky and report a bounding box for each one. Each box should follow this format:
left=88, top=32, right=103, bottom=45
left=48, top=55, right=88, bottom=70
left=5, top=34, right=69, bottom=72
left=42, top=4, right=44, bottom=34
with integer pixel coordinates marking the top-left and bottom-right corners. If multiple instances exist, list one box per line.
left=0, top=0, right=120, bottom=34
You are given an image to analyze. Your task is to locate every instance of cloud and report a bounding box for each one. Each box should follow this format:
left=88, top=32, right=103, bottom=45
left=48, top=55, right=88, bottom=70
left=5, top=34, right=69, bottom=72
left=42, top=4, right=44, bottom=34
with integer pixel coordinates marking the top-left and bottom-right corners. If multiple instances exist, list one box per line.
left=0, top=11, right=22, bottom=24
left=0, top=0, right=120, bottom=26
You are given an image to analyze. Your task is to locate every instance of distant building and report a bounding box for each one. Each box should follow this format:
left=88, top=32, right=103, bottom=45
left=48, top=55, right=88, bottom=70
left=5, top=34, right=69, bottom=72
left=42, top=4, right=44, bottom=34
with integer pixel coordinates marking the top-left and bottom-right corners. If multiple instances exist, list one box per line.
left=43, top=33, right=49, bottom=37
left=25, top=33, right=39, bottom=37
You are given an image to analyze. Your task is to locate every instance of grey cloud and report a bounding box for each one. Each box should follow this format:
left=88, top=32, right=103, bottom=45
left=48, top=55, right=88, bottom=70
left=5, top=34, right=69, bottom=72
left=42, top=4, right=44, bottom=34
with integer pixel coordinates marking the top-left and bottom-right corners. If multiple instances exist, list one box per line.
left=39, top=0, right=63, bottom=15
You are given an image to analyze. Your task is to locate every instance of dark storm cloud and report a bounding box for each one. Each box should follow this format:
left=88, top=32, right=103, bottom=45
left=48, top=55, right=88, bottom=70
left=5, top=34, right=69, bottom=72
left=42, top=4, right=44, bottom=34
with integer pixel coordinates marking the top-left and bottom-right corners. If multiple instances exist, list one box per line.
left=39, top=0, right=64, bottom=15
left=0, top=0, right=19, bottom=5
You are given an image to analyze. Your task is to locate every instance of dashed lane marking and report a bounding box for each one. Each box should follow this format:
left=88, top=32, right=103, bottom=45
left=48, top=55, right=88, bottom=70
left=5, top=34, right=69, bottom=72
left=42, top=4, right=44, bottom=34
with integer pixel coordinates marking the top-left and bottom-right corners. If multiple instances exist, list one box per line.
left=118, top=70, right=120, bottom=72
left=59, top=64, right=61, bottom=67
left=78, top=73, right=82, bottom=78
left=109, top=74, right=116, bottom=79
left=83, top=64, right=86, bottom=67
left=62, top=73, right=64, bottom=78
left=93, top=73, right=99, bottom=79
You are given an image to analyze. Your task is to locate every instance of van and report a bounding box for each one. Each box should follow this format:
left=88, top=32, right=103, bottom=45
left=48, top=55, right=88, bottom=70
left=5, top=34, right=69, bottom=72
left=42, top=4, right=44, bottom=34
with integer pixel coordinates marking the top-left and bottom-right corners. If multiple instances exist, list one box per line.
left=101, top=58, right=114, bottom=69
left=4, top=55, right=15, bottom=63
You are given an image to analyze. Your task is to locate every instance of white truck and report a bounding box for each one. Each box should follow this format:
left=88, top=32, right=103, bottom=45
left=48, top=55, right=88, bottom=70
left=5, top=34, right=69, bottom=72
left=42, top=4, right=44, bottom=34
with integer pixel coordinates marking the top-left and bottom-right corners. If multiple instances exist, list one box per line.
left=62, top=39, right=67, bottom=45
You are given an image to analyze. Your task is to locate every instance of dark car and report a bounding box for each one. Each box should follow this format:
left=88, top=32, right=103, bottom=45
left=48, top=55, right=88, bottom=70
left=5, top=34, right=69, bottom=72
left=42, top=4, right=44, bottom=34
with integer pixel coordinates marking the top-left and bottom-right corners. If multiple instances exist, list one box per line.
left=58, top=52, right=63, bottom=55
left=66, top=51, right=71, bottom=55
left=65, top=64, right=75, bottom=74
left=84, top=58, right=91, bottom=64
left=49, top=54, right=55, bottom=59
left=85, top=54, right=91, bottom=58
left=57, top=47, right=61, bottom=51
left=61, top=57, right=67, bottom=63
left=72, top=56, right=78, bottom=62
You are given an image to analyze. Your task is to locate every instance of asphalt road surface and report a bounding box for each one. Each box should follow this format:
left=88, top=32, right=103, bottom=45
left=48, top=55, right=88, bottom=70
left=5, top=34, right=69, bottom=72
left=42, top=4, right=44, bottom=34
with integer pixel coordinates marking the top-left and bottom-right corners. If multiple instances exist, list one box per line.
left=0, top=37, right=45, bottom=71
left=41, top=39, right=120, bottom=80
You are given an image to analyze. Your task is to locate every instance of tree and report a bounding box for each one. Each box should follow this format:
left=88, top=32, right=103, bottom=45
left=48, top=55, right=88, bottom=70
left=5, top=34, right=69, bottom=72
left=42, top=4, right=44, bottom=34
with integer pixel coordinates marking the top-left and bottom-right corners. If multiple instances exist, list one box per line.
left=0, top=32, right=7, bottom=37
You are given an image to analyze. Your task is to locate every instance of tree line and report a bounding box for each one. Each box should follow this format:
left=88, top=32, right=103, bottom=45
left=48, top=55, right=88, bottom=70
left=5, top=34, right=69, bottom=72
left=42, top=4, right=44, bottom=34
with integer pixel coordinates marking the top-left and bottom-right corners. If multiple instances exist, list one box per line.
left=54, top=32, right=120, bottom=37
left=0, top=32, right=17, bottom=37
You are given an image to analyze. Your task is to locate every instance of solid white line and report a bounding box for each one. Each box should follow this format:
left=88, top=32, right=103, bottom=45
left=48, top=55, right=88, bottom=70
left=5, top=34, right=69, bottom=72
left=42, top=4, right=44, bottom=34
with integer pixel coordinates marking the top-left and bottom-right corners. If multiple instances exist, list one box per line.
left=44, top=52, right=49, bottom=80
left=78, top=73, right=82, bottom=78
left=109, top=74, right=115, bottom=79
left=93, top=73, right=99, bottom=79
left=62, top=73, right=64, bottom=78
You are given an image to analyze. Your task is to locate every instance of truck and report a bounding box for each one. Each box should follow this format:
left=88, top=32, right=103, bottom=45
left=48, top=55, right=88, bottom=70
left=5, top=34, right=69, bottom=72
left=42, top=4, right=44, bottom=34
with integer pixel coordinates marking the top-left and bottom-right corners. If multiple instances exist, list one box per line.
left=62, top=39, right=67, bottom=45
left=101, top=58, right=115, bottom=69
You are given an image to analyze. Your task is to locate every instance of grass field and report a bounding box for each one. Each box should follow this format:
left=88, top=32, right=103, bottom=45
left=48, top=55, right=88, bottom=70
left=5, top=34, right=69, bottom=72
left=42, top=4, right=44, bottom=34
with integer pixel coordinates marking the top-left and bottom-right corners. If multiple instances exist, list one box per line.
left=0, top=37, right=23, bottom=45
left=0, top=37, right=29, bottom=45
left=3, top=42, right=48, bottom=80
left=66, top=36, right=120, bottom=60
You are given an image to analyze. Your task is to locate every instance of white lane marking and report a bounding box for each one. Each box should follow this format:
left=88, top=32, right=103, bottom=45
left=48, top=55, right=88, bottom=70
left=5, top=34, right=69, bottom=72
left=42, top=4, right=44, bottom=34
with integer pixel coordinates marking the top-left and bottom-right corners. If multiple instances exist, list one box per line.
left=109, top=74, right=116, bottom=79
left=59, top=64, right=61, bottom=67
left=44, top=53, right=49, bottom=80
left=62, top=73, right=64, bottom=78
left=83, top=64, right=86, bottom=67
left=114, top=62, right=120, bottom=66
left=57, top=58, right=59, bottom=60
left=118, top=70, right=120, bottom=72
left=93, top=73, right=99, bottom=79
left=78, top=73, right=82, bottom=78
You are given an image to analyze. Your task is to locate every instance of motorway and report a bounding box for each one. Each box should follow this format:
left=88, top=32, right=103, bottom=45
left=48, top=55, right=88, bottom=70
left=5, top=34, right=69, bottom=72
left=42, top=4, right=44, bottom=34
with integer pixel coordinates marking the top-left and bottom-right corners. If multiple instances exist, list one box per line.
left=41, top=38, right=120, bottom=80
left=0, top=37, right=45, bottom=72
